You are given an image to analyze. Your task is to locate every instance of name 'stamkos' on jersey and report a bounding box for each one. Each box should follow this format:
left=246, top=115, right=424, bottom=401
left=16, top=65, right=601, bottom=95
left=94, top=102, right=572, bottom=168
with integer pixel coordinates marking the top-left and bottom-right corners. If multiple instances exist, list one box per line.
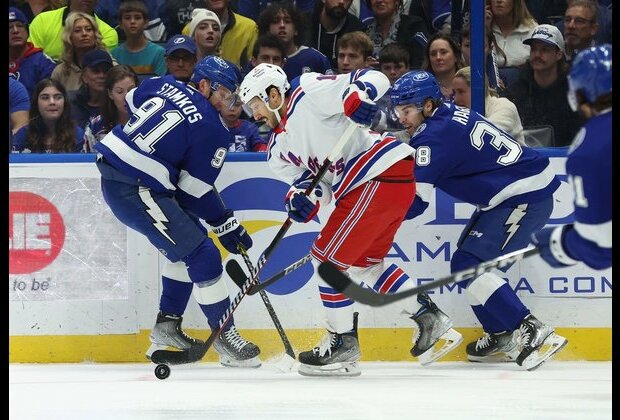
left=95, top=75, right=233, bottom=222
left=267, top=69, right=414, bottom=201
left=410, top=103, right=560, bottom=210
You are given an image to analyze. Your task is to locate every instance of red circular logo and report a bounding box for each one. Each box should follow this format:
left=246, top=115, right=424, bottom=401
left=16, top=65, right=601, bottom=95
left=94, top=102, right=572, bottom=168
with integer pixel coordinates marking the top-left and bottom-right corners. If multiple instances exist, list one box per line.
left=9, top=192, right=65, bottom=274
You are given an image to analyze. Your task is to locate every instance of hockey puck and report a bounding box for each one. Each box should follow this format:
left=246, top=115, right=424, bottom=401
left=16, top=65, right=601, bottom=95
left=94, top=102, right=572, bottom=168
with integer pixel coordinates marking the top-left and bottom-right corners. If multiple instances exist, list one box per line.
left=154, top=364, right=171, bottom=380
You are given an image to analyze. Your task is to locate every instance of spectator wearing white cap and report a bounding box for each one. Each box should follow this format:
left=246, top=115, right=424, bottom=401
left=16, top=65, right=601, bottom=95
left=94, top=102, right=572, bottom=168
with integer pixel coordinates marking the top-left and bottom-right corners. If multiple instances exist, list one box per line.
left=504, top=24, right=585, bottom=147
left=189, top=8, right=222, bottom=61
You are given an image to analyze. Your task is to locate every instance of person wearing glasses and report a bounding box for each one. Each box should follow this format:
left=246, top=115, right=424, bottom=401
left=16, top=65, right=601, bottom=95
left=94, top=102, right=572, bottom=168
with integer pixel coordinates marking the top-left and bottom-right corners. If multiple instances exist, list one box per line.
left=560, top=0, right=601, bottom=63
left=164, top=35, right=198, bottom=83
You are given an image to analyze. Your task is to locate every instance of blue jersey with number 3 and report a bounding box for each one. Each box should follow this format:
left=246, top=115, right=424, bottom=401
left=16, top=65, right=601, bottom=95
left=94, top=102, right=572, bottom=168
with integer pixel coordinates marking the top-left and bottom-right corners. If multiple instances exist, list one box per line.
left=95, top=75, right=232, bottom=222
left=410, top=103, right=560, bottom=210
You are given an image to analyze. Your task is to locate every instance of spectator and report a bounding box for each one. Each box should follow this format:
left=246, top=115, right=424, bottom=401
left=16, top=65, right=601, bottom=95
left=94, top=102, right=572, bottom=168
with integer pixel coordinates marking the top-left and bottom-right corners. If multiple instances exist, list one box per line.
left=257, top=1, right=333, bottom=81
left=303, top=0, right=364, bottom=69
left=372, top=42, right=409, bottom=134
left=12, top=78, right=84, bottom=153
left=164, top=34, right=198, bottom=82
left=68, top=48, right=115, bottom=128
left=160, top=0, right=206, bottom=38
left=453, top=66, right=526, bottom=145
left=233, top=0, right=317, bottom=20
left=559, top=0, right=601, bottom=63
left=180, top=0, right=259, bottom=68
left=28, top=0, right=118, bottom=61
left=51, top=12, right=114, bottom=94
left=9, top=0, right=65, bottom=23
left=504, top=23, right=585, bottom=146
left=95, top=0, right=167, bottom=42
left=9, top=76, right=30, bottom=138
left=460, top=22, right=506, bottom=91
left=408, top=0, right=452, bottom=35
left=222, top=97, right=268, bottom=152
left=335, top=30, right=374, bottom=74
left=83, top=64, right=138, bottom=153
left=524, top=0, right=567, bottom=25
left=188, top=8, right=222, bottom=60
left=111, top=0, right=166, bottom=76
left=421, top=33, right=465, bottom=101
left=9, top=7, right=57, bottom=98
left=364, top=0, right=430, bottom=69
left=488, top=0, right=538, bottom=68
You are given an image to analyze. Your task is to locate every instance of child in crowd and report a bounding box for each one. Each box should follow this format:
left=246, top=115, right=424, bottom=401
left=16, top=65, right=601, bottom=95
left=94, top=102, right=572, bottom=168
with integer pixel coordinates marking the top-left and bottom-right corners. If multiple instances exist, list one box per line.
left=222, top=98, right=267, bottom=152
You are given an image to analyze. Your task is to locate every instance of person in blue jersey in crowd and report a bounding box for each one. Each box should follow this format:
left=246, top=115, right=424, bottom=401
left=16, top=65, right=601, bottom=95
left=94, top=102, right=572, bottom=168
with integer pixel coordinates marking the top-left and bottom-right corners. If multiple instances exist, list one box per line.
left=391, top=70, right=568, bottom=371
left=95, top=56, right=262, bottom=368
left=532, top=44, right=612, bottom=271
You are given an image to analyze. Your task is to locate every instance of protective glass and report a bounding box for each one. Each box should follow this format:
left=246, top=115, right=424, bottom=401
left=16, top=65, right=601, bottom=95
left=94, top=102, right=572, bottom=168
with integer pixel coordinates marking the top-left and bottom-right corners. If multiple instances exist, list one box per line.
left=242, top=96, right=265, bottom=118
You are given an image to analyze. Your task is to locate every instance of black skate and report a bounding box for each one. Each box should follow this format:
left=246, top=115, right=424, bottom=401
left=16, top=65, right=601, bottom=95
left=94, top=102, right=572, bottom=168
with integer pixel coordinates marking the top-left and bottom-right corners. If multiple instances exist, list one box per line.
left=145, top=312, right=203, bottom=360
left=213, top=325, right=261, bottom=368
left=466, top=330, right=519, bottom=362
left=409, top=293, right=462, bottom=366
left=515, top=314, right=567, bottom=371
left=298, top=312, right=361, bottom=377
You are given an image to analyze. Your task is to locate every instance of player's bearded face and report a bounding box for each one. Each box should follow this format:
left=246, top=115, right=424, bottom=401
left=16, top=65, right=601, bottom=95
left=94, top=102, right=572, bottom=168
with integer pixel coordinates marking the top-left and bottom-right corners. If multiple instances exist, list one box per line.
left=394, top=105, right=424, bottom=135
left=245, top=96, right=279, bottom=128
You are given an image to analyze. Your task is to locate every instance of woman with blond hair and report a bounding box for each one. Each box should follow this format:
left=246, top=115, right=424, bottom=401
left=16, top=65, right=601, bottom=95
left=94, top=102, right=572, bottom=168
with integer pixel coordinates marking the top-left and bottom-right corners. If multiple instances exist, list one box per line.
left=452, top=66, right=526, bottom=145
left=487, top=0, right=538, bottom=68
left=50, top=11, right=115, bottom=93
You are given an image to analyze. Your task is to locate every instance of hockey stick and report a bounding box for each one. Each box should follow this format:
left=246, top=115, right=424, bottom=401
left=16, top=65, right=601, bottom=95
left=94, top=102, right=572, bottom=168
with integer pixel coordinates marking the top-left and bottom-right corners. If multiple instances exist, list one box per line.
left=151, top=122, right=357, bottom=366
left=237, top=245, right=296, bottom=370
left=227, top=253, right=313, bottom=296
left=318, top=247, right=540, bottom=307
left=223, top=121, right=357, bottom=291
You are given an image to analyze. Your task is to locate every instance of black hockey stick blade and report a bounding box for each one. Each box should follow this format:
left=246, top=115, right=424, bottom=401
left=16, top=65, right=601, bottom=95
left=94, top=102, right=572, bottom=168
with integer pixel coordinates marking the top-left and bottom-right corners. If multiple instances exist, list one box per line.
left=150, top=338, right=210, bottom=365
left=318, top=247, right=540, bottom=307
left=227, top=258, right=251, bottom=290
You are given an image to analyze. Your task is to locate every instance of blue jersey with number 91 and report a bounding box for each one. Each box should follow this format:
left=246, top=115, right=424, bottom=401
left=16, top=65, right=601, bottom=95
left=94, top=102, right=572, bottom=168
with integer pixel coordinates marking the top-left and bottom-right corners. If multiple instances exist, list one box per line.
left=411, top=102, right=560, bottom=210
left=95, top=75, right=232, bottom=222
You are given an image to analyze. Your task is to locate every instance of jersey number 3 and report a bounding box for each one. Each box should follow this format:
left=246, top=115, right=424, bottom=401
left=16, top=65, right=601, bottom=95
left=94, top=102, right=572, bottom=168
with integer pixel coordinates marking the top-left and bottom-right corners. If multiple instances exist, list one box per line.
left=470, top=120, right=522, bottom=165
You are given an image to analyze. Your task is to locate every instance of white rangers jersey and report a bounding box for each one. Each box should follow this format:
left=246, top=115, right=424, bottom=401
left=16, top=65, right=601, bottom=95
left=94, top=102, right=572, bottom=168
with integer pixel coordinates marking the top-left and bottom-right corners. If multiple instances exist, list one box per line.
left=267, top=68, right=415, bottom=202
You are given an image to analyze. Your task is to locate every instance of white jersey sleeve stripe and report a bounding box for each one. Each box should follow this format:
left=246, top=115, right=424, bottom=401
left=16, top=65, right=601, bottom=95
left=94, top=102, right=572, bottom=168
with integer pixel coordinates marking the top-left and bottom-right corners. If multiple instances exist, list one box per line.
left=574, top=220, right=612, bottom=248
left=482, top=162, right=556, bottom=210
left=99, top=132, right=176, bottom=191
left=177, top=169, right=214, bottom=198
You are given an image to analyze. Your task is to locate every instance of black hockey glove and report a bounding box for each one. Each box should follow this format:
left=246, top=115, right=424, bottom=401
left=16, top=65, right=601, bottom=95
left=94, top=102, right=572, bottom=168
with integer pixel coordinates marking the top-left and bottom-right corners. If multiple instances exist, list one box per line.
left=211, top=210, right=253, bottom=254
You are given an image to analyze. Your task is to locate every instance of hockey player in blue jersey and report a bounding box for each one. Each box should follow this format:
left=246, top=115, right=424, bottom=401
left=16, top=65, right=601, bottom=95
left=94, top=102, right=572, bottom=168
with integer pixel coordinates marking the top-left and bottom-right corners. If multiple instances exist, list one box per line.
left=391, top=70, right=568, bottom=371
left=532, top=44, right=612, bottom=271
left=95, top=56, right=262, bottom=368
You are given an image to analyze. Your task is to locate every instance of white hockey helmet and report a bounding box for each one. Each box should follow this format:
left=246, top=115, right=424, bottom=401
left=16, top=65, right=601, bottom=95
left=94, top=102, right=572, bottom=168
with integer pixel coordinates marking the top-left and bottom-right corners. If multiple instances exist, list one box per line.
left=239, top=63, right=290, bottom=111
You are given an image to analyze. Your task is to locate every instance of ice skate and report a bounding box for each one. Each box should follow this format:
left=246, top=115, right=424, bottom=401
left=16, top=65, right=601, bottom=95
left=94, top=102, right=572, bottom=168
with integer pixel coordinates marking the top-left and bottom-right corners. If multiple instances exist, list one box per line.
left=515, top=314, right=568, bottom=371
left=213, top=325, right=261, bottom=368
left=145, top=312, right=203, bottom=360
left=409, top=293, right=463, bottom=366
left=466, top=330, right=520, bottom=362
left=298, top=312, right=361, bottom=377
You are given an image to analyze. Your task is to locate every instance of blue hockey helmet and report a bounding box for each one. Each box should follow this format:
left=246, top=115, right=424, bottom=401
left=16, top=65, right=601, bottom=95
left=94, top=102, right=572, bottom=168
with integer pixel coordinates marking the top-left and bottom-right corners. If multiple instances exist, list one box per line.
left=567, top=44, right=612, bottom=111
left=390, top=70, right=442, bottom=109
left=191, top=55, right=240, bottom=93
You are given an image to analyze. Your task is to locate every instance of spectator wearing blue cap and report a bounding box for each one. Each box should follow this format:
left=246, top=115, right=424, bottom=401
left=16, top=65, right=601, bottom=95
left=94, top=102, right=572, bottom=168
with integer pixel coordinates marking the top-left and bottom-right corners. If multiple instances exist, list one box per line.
left=68, top=48, right=116, bottom=129
left=165, top=34, right=198, bottom=83
left=9, top=7, right=57, bottom=98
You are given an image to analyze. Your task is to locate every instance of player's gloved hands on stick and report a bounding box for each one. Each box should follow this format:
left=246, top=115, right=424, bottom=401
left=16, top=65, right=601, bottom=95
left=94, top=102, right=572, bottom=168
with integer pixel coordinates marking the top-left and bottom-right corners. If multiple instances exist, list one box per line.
left=285, top=180, right=324, bottom=223
left=212, top=210, right=253, bottom=254
left=531, top=225, right=578, bottom=268
left=343, top=81, right=379, bottom=128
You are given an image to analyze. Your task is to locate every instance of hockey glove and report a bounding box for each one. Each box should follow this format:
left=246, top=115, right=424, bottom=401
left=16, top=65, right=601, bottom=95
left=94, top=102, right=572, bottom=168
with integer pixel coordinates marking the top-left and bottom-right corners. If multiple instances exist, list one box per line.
left=285, top=180, right=326, bottom=223
left=343, top=81, right=379, bottom=128
left=531, top=225, right=578, bottom=268
left=212, top=210, right=253, bottom=254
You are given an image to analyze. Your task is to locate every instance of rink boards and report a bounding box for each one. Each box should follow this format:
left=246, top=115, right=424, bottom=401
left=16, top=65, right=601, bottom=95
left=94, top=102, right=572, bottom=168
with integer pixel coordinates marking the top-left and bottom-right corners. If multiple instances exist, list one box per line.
left=8, top=151, right=612, bottom=362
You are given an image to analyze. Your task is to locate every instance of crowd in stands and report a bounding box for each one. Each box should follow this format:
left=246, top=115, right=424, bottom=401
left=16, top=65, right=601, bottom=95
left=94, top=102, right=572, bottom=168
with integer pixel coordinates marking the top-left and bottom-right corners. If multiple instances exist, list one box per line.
left=8, top=0, right=611, bottom=153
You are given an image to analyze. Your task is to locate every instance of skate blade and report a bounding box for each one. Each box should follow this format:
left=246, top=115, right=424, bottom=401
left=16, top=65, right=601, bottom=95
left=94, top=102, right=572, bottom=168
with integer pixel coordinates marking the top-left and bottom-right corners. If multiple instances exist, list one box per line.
left=467, top=352, right=517, bottom=363
left=219, top=355, right=262, bottom=368
left=522, top=334, right=568, bottom=371
left=298, top=362, right=361, bottom=377
left=418, top=328, right=463, bottom=366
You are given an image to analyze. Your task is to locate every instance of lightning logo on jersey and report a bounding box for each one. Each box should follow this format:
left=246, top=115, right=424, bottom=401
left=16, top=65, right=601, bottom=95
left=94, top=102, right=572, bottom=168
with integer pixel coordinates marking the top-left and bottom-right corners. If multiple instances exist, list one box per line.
left=138, top=187, right=175, bottom=244
left=502, top=204, right=527, bottom=250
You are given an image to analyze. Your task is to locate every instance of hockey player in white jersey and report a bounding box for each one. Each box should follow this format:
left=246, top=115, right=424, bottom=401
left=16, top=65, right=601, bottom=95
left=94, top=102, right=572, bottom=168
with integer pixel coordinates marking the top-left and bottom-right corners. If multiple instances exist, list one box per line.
left=532, top=44, right=612, bottom=270
left=238, top=63, right=463, bottom=376
left=390, top=70, right=568, bottom=371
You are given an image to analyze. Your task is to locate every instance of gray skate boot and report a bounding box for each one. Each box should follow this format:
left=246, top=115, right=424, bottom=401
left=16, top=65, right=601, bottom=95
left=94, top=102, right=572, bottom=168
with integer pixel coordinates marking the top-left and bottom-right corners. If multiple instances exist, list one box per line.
left=515, top=314, right=568, bottom=371
left=409, top=293, right=463, bottom=366
left=298, top=312, right=361, bottom=377
left=466, top=330, right=520, bottom=362
left=213, top=325, right=261, bottom=368
left=145, top=312, right=203, bottom=360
